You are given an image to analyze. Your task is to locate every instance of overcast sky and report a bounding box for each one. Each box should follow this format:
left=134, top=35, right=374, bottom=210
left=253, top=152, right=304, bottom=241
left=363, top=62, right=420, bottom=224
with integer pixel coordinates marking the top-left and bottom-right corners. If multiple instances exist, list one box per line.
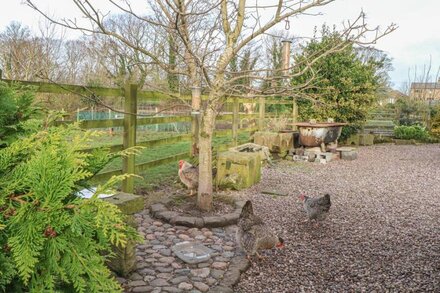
left=1, top=0, right=439, bottom=91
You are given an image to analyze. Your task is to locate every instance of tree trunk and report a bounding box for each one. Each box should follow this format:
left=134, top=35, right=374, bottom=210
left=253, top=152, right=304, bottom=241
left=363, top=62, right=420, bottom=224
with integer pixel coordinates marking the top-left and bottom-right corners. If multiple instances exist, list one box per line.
left=197, top=105, right=216, bottom=211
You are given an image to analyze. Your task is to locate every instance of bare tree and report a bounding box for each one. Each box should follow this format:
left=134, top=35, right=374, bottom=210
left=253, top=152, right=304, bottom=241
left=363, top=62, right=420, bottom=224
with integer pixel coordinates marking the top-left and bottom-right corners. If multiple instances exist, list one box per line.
left=26, top=0, right=396, bottom=210
left=0, top=21, right=62, bottom=81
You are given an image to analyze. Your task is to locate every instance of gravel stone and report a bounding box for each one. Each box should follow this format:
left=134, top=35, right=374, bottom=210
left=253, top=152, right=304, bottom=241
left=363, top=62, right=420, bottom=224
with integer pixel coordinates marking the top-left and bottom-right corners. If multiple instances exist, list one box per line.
left=235, top=145, right=440, bottom=292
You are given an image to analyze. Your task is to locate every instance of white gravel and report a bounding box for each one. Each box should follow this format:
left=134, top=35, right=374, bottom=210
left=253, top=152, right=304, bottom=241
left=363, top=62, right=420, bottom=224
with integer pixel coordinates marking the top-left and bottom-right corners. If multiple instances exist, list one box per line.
left=234, top=144, right=440, bottom=292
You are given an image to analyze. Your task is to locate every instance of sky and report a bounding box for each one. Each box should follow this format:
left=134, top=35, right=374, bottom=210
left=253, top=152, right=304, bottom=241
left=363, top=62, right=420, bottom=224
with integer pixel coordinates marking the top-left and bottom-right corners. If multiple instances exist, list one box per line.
left=1, top=0, right=439, bottom=91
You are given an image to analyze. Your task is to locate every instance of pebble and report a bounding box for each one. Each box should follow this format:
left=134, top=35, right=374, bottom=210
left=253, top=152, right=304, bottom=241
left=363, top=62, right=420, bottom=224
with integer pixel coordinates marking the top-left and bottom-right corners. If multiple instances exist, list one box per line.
left=128, top=280, right=147, bottom=287
left=132, top=286, right=154, bottom=292
left=157, top=267, right=174, bottom=273
left=222, top=252, right=234, bottom=258
left=191, top=268, right=210, bottom=278
left=210, top=269, right=225, bottom=279
left=212, top=262, right=228, bottom=270
left=162, top=286, right=182, bottom=293
left=195, top=235, right=206, bottom=240
left=159, top=257, right=176, bottom=264
left=203, top=231, right=213, bottom=237
left=175, top=269, right=191, bottom=276
left=125, top=200, right=250, bottom=292
left=157, top=273, right=172, bottom=279
left=178, top=282, right=193, bottom=290
left=170, top=276, right=189, bottom=284
left=194, top=282, right=210, bottom=292
left=178, top=234, right=191, bottom=241
left=206, top=278, right=217, bottom=286
left=150, top=278, right=170, bottom=287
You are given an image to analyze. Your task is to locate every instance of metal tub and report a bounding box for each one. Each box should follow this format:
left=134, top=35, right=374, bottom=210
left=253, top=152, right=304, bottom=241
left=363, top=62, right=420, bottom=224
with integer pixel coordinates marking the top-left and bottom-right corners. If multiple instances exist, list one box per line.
left=293, top=122, right=348, bottom=147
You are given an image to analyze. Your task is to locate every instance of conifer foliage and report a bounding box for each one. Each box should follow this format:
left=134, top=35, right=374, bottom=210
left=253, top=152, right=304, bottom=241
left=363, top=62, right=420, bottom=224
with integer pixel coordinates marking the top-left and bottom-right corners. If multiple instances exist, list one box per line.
left=0, top=122, right=139, bottom=292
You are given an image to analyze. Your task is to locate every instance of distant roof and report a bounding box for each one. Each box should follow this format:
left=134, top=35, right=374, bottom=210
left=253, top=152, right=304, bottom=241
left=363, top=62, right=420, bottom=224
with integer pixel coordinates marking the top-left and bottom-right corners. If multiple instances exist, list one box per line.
left=411, top=82, right=440, bottom=89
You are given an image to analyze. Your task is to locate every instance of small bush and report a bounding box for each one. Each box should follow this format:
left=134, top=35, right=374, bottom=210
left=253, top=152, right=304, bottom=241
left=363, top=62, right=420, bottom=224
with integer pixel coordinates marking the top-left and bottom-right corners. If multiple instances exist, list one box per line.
left=0, top=82, right=40, bottom=147
left=393, top=125, right=429, bottom=141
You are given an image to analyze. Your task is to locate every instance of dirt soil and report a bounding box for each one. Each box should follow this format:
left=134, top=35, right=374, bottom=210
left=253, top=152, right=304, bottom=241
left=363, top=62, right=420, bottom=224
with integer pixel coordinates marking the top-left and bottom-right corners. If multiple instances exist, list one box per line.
left=233, top=144, right=440, bottom=292
left=166, top=195, right=235, bottom=217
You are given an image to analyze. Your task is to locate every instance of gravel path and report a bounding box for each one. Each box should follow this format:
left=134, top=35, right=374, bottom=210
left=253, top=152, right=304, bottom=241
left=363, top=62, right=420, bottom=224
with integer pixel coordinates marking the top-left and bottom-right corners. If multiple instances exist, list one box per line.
left=235, top=144, right=440, bottom=292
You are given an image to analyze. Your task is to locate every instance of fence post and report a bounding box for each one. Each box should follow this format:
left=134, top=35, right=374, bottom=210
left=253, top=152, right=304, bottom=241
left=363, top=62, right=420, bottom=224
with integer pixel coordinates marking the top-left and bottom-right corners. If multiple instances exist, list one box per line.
left=191, top=86, right=201, bottom=156
left=258, top=97, right=265, bottom=131
left=292, top=98, right=298, bottom=130
left=122, top=83, right=138, bottom=193
left=232, top=97, right=239, bottom=145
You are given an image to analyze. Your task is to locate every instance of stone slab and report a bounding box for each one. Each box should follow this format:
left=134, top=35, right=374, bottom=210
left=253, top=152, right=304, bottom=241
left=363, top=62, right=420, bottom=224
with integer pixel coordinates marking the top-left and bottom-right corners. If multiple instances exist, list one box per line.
left=103, top=192, right=144, bottom=215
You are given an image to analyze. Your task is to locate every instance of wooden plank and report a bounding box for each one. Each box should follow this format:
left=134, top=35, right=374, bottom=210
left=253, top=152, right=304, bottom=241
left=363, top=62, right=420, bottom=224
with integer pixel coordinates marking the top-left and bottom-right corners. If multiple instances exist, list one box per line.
left=137, top=115, right=191, bottom=125
left=137, top=134, right=191, bottom=148
left=92, top=127, right=256, bottom=182
left=80, top=127, right=256, bottom=155
left=1, top=78, right=123, bottom=97
left=135, top=152, right=189, bottom=173
left=122, top=83, right=137, bottom=193
left=258, top=97, right=265, bottom=131
left=1, top=77, right=293, bottom=105
left=292, top=98, right=298, bottom=130
left=56, top=113, right=259, bottom=129
left=232, top=97, right=239, bottom=146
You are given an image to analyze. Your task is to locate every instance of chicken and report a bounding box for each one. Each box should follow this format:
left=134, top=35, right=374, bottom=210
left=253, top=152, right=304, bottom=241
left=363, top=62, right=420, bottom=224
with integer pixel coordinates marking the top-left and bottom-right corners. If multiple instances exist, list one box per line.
left=236, top=200, right=284, bottom=261
left=178, top=160, right=198, bottom=196
left=299, top=193, right=331, bottom=224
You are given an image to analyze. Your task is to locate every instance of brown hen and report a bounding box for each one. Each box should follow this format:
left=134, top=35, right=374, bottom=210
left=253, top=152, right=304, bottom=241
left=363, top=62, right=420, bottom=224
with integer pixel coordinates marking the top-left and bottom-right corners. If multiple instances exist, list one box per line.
left=236, top=200, right=284, bottom=261
left=178, top=160, right=198, bottom=196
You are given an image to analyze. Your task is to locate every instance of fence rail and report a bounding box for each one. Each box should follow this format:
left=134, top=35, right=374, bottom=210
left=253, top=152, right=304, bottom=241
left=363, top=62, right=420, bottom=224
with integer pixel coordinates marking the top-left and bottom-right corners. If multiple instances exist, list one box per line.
left=1, top=76, right=297, bottom=192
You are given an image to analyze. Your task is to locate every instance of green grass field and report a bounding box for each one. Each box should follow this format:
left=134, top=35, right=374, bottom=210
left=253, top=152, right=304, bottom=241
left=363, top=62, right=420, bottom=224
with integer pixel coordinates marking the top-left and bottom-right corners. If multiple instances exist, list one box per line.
left=87, top=129, right=251, bottom=192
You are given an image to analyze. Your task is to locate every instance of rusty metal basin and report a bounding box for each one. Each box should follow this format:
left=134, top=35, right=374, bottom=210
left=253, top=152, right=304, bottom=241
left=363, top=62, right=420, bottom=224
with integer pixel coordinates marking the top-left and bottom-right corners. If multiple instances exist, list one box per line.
left=293, top=122, right=348, bottom=147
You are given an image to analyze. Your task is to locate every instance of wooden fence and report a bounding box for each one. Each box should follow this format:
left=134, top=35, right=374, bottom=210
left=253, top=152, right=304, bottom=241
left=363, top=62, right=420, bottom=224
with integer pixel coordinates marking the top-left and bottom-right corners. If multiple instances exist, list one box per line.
left=0, top=76, right=297, bottom=193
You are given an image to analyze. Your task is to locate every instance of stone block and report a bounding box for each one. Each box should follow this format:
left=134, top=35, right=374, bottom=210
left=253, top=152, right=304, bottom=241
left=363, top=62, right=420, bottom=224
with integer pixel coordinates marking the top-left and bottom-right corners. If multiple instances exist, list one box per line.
left=216, top=151, right=262, bottom=190
left=253, top=131, right=293, bottom=154
left=170, top=216, right=197, bottom=227
left=341, top=150, right=358, bottom=160
left=319, top=152, right=334, bottom=162
left=103, top=193, right=144, bottom=277
left=359, top=134, right=374, bottom=146
left=345, top=134, right=360, bottom=146
left=104, top=192, right=144, bottom=215
left=202, top=216, right=226, bottom=228
left=229, top=143, right=270, bottom=165
left=150, top=203, right=167, bottom=215
left=293, top=155, right=308, bottom=162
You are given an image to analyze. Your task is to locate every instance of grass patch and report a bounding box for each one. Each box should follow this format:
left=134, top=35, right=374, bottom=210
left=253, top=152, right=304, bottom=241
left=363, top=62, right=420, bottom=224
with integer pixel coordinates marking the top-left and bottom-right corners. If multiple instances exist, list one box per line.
left=89, top=130, right=252, bottom=192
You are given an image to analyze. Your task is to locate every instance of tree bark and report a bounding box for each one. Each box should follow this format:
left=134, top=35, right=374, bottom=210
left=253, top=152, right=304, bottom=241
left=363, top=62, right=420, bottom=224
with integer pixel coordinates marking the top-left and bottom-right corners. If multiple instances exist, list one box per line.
left=197, top=103, right=216, bottom=211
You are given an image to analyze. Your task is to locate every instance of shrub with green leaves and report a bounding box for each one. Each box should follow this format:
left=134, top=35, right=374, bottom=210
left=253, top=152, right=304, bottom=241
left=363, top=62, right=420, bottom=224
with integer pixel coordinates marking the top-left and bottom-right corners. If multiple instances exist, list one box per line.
left=0, top=82, right=40, bottom=147
left=0, top=124, right=139, bottom=292
left=393, top=125, right=429, bottom=141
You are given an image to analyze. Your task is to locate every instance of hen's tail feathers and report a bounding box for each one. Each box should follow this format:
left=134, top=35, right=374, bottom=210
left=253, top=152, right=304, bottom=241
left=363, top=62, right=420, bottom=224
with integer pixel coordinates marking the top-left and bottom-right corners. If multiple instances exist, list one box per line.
left=240, top=200, right=254, bottom=219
